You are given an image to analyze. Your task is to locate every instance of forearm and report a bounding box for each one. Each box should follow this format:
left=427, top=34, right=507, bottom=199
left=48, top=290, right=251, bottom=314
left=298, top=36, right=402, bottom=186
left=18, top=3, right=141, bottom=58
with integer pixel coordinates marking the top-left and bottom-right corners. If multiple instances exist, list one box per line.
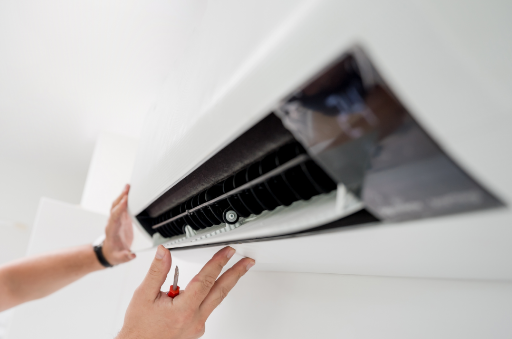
left=0, top=185, right=134, bottom=312
left=0, top=244, right=104, bottom=311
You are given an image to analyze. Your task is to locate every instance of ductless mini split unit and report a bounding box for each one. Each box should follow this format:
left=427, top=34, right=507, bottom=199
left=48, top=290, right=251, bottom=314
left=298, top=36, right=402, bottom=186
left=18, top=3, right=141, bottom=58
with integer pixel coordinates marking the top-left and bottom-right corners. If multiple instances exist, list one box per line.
left=134, top=47, right=503, bottom=250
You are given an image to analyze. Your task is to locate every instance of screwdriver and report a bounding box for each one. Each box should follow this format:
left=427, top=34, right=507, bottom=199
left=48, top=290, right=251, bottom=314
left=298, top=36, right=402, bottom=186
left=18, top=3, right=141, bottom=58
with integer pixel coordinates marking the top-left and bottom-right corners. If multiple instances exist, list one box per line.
left=167, top=266, right=180, bottom=298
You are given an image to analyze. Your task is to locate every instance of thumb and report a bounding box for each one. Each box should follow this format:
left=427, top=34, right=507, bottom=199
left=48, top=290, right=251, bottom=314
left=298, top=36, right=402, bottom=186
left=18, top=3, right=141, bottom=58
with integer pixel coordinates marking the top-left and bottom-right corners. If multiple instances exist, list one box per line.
left=140, top=245, right=172, bottom=300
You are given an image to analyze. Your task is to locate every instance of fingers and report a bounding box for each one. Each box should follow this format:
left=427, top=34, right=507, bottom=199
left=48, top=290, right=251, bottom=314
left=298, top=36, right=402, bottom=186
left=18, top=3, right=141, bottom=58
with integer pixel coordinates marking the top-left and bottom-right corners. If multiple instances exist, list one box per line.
left=199, top=257, right=254, bottom=318
left=185, top=247, right=236, bottom=306
left=112, top=249, right=136, bottom=264
left=111, top=195, right=128, bottom=220
left=111, top=184, right=130, bottom=211
left=139, top=245, right=172, bottom=301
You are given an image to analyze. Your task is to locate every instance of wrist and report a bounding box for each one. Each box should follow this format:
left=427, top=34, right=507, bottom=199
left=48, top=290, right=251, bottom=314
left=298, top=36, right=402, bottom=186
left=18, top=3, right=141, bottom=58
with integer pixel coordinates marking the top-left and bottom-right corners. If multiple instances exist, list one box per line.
left=100, top=241, right=115, bottom=266
left=84, top=244, right=107, bottom=271
left=92, top=236, right=114, bottom=268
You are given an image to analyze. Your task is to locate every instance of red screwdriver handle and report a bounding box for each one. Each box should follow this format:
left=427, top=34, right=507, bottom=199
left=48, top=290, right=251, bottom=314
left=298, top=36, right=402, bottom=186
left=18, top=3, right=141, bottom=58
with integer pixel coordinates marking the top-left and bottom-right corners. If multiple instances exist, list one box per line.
left=167, top=286, right=180, bottom=298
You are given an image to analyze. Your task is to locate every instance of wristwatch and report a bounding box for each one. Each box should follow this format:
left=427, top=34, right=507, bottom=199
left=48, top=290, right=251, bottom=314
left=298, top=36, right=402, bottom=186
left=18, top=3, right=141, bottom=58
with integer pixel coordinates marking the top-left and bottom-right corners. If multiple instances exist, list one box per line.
left=92, top=235, right=113, bottom=268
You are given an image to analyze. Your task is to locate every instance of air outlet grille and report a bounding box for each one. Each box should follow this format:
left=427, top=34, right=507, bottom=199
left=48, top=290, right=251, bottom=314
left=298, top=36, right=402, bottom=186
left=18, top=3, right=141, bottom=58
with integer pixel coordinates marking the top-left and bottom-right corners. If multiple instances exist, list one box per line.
left=143, top=141, right=337, bottom=239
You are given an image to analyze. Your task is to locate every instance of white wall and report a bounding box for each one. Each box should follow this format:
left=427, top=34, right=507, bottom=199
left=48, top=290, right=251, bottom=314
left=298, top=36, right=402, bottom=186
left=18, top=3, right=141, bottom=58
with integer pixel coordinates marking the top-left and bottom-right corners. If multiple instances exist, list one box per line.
left=168, top=243, right=512, bottom=339
left=81, top=132, right=139, bottom=216
left=0, top=155, right=85, bottom=265
left=0, top=0, right=189, bottom=181
left=80, top=132, right=151, bottom=251
left=0, top=0, right=184, bottom=263
left=203, top=272, right=512, bottom=339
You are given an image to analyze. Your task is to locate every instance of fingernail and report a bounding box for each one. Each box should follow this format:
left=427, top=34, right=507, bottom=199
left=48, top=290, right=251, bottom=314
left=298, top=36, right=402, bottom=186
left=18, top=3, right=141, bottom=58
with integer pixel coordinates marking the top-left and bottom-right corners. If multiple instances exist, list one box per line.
left=155, top=245, right=165, bottom=259
left=226, top=247, right=236, bottom=259
left=245, top=260, right=255, bottom=271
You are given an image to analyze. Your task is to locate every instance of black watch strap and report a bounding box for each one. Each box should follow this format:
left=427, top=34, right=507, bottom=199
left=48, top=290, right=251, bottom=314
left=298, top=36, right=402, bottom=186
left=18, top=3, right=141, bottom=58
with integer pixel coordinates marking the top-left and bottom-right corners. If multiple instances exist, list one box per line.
left=93, top=244, right=113, bottom=268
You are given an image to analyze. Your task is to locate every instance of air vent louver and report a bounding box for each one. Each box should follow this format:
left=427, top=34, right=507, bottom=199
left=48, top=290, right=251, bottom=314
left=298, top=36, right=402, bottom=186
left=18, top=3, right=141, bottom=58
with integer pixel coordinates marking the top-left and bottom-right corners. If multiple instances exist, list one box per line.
left=148, top=141, right=336, bottom=238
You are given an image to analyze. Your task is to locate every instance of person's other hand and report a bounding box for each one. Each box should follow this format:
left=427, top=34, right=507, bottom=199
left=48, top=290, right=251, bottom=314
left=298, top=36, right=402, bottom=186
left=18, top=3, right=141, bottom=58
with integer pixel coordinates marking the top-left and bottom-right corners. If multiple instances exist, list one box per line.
left=117, top=245, right=255, bottom=339
left=103, top=184, right=136, bottom=265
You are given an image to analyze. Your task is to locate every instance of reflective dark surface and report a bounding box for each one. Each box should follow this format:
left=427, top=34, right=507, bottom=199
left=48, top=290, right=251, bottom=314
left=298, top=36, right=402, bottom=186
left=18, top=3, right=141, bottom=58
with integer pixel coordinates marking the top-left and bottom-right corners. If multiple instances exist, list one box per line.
left=277, top=47, right=503, bottom=221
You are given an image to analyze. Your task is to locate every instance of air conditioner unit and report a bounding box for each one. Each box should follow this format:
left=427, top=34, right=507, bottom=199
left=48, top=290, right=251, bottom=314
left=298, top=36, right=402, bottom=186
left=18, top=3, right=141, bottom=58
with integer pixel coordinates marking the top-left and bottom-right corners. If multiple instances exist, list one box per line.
left=129, top=46, right=503, bottom=251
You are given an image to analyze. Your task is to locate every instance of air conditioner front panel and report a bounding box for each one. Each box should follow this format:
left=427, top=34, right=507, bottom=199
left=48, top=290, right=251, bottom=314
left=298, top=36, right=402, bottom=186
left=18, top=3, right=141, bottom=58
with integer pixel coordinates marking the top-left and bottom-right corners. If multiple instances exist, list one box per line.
left=128, top=0, right=510, bottom=256
left=132, top=48, right=502, bottom=249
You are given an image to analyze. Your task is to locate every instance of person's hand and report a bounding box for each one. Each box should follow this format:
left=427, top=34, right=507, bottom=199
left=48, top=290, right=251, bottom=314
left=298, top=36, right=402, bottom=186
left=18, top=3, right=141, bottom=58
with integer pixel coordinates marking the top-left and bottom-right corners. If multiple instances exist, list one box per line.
left=103, top=184, right=136, bottom=265
left=116, top=245, right=255, bottom=339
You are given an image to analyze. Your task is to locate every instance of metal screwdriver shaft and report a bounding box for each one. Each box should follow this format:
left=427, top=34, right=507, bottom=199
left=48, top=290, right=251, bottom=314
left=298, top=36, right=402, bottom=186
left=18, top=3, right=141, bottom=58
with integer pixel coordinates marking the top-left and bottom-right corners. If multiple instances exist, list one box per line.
left=167, top=266, right=180, bottom=298
left=172, top=266, right=179, bottom=291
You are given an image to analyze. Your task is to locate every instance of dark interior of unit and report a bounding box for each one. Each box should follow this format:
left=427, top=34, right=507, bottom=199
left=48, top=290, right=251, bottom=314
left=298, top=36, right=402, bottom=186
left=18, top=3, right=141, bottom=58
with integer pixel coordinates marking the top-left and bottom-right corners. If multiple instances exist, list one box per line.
left=135, top=113, right=358, bottom=239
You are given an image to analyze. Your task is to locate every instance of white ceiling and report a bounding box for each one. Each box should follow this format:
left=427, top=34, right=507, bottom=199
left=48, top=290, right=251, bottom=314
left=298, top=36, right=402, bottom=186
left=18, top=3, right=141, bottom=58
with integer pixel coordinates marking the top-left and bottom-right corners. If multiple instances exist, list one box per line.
left=0, top=0, right=204, bottom=175
left=0, top=0, right=205, bottom=232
